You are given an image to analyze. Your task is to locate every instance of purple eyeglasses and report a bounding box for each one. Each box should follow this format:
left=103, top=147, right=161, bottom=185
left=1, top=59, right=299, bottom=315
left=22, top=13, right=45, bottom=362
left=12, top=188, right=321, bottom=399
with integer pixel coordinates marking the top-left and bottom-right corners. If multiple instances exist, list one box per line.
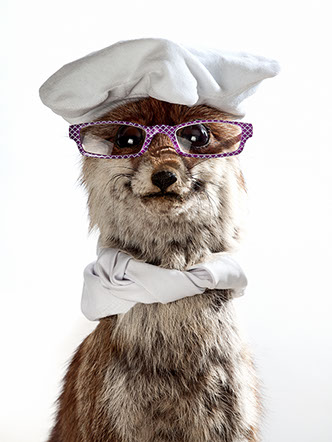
left=69, top=119, right=253, bottom=159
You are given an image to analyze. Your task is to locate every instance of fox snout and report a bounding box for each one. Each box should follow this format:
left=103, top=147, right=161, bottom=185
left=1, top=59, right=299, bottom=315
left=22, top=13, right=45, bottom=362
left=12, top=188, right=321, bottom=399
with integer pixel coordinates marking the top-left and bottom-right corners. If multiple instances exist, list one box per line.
left=151, top=170, right=177, bottom=192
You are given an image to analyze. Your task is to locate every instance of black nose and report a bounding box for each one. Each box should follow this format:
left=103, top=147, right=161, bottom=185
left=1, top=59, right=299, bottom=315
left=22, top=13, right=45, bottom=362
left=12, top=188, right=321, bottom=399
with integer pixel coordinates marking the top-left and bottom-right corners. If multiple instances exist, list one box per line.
left=151, top=170, right=177, bottom=192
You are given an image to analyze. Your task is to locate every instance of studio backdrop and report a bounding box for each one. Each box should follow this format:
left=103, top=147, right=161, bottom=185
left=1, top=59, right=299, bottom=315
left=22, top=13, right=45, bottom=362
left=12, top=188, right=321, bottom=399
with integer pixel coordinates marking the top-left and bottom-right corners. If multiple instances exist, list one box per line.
left=1, top=1, right=331, bottom=441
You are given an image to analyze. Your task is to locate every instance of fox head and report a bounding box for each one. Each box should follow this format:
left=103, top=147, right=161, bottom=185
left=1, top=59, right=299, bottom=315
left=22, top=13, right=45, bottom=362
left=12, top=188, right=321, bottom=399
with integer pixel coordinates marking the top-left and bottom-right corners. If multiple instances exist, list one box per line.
left=80, top=97, right=247, bottom=270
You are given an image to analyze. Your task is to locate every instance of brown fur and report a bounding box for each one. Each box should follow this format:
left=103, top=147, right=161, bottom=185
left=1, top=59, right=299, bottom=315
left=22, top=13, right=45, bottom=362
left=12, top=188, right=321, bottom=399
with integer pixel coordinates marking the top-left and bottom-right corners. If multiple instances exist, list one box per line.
left=48, top=98, right=261, bottom=441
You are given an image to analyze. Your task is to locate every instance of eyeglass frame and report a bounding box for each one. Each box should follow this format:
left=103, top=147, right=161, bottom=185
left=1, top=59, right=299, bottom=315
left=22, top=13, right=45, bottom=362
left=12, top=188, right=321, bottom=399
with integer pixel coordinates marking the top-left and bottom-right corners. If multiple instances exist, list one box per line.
left=69, top=119, right=253, bottom=159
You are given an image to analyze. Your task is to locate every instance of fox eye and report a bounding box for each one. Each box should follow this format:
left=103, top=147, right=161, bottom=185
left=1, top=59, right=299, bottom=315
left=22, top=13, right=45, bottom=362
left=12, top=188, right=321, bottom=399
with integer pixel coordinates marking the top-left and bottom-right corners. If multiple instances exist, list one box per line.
left=116, top=126, right=144, bottom=148
left=177, top=124, right=210, bottom=148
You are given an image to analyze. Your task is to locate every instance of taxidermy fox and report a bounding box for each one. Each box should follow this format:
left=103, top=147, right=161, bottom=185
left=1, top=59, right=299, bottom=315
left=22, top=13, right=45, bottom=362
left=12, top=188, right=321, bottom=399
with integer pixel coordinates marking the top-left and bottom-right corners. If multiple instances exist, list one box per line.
left=47, top=97, right=261, bottom=442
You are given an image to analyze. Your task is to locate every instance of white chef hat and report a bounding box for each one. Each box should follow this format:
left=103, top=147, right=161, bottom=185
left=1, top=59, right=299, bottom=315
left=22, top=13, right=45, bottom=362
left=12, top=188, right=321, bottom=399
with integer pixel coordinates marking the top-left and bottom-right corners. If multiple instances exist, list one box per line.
left=39, top=38, right=280, bottom=124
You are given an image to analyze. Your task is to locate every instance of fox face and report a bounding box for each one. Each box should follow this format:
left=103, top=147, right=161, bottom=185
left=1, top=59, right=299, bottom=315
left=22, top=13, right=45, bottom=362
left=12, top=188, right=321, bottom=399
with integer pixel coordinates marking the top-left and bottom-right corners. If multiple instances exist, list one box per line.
left=80, top=97, right=247, bottom=269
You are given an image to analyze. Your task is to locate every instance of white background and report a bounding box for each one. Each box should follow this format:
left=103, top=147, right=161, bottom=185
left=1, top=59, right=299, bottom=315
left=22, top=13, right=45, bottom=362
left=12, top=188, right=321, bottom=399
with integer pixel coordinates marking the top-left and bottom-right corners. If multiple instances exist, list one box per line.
left=1, top=0, right=332, bottom=441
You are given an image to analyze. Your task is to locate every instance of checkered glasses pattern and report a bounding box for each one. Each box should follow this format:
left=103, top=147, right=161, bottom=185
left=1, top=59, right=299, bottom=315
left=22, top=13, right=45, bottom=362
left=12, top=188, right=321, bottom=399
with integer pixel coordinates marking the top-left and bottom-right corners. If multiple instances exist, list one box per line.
left=69, top=119, right=253, bottom=159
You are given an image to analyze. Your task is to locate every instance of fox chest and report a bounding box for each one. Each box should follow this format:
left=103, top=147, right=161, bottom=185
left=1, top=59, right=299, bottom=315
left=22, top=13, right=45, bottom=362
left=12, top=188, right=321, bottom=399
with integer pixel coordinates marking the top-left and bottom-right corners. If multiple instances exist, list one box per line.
left=84, top=342, right=259, bottom=441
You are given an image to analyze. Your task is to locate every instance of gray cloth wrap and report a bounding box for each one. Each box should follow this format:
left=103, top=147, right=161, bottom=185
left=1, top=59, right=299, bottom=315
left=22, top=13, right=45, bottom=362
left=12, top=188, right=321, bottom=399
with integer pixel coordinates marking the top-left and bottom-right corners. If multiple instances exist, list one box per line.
left=82, top=247, right=247, bottom=321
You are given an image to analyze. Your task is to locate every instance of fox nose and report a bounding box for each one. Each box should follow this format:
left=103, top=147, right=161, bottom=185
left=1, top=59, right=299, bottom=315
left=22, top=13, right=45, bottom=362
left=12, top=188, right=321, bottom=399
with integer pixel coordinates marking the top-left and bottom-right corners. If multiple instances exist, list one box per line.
left=151, top=170, right=177, bottom=192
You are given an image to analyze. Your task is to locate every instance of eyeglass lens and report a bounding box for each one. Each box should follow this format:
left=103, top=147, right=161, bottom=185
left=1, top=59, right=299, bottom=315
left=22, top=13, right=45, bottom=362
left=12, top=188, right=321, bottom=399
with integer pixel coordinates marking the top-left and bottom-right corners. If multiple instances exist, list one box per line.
left=80, top=124, right=146, bottom=156
left=176, top=122, right=242, bottom=155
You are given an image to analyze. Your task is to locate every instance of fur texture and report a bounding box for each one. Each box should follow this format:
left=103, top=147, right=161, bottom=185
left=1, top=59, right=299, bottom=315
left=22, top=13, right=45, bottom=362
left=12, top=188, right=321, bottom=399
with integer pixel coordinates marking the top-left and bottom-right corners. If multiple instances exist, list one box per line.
left=48, top=98, right=261, bottom=442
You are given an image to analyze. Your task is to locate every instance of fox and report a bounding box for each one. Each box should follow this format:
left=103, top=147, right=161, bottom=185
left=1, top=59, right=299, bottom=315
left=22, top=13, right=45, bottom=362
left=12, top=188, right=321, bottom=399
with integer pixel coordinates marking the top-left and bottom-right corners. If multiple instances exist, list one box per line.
left=47, top=97, right=261, bottom=442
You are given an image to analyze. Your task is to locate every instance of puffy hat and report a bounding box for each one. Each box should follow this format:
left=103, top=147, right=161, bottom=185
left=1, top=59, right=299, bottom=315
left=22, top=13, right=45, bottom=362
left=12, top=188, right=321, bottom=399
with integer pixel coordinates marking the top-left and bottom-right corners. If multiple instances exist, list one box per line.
left=39, top=38, right=280, bottom=124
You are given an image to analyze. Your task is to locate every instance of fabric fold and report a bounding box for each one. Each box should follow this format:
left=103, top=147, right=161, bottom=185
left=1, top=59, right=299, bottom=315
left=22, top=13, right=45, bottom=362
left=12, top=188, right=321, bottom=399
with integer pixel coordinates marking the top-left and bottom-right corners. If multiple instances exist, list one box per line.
left=81, top=245, right=247, bottom=321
